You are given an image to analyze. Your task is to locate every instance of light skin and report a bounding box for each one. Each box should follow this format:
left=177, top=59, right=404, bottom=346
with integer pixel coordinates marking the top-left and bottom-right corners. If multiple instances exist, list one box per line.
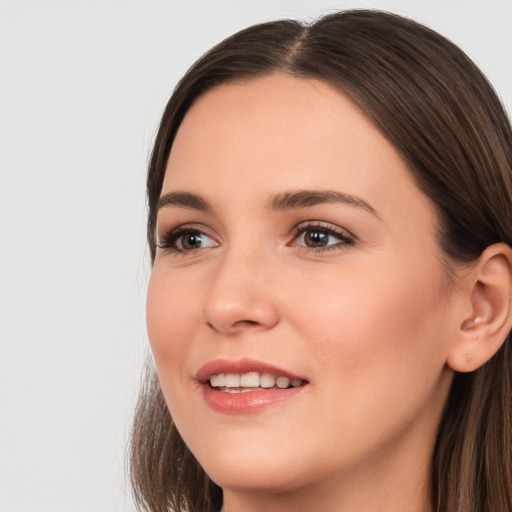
left=146, top=74, right=512, bottom=512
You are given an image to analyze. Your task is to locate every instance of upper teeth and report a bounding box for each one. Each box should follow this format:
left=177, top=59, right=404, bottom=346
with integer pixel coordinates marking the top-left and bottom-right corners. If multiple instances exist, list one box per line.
left=209, top=372, right=303, bottom=389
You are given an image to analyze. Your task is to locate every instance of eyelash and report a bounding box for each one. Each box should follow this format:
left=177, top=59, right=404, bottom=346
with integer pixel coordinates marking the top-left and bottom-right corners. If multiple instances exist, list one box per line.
left=156, top=221, right=355, bottom=255
left=289, top=221, right=355, bottom=252
left=157, top=224, right=216, bottom=254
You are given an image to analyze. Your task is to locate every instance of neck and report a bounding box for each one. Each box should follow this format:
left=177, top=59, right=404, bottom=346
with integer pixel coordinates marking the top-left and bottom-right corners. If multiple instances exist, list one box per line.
left=220, top=421, right=437, bottom=512
left=221, top=461, right=433, bottom=512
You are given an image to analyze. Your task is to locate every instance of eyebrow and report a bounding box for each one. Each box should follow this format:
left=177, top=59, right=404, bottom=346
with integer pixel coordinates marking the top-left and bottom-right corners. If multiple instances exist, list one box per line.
left=157, top=189, right=378, bottom=217
left=269, top=190, right=379, bottom=216
left=157, top=192, right=212, bottom=212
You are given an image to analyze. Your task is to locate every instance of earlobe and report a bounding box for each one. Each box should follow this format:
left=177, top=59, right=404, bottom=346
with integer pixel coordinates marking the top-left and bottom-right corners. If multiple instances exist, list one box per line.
left=447, top=243, right=512, bottom=373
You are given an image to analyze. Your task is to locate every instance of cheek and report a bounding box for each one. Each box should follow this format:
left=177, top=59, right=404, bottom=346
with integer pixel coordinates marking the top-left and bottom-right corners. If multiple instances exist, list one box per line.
left=286, top=257, right=450, bottom=380
left=146, top=267, right=200, bottom=384
left=286, top=258, right=452, bottom=455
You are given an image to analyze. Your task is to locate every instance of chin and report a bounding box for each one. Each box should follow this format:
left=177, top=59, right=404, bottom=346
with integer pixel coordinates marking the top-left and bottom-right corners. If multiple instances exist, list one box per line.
left=190, top=436, right=318, bottom=495
left=205, top=459, right=304, bottom=495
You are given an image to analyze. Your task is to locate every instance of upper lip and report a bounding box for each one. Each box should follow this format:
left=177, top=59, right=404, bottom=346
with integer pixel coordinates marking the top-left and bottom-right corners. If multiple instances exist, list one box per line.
left=195, top=358, right=307, bottom=383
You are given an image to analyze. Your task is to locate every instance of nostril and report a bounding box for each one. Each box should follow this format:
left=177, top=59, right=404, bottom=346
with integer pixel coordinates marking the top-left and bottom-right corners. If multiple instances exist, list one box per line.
left=233, top=320, right=260, bottom=328
left=206, top=318, right=265, bottom=334
left=207, top=321, right=218, bottom=332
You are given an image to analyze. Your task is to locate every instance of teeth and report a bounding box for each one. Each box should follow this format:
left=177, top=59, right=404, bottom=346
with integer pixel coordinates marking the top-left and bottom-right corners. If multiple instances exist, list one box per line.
left=276, top=376, right=290, bottom=389
left=209, top=372, right=304, bottom=390
left=225, top=374, right=240, bottom=387
left=210, top=374, right=225, bottom=387
left=240, top=372, right=260, bottom=387
left=260, top=373, right=275, bottom=388
left=222, top=387, right=254, bottom=393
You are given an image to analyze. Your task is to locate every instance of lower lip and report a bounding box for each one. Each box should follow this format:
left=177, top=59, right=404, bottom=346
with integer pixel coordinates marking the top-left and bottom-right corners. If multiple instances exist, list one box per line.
left=201, top=384, right=306, bottom=414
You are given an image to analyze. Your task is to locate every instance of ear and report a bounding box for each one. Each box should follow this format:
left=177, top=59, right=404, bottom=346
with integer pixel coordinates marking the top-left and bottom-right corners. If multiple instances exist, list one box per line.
left=447, top=243, right=512, bottom=373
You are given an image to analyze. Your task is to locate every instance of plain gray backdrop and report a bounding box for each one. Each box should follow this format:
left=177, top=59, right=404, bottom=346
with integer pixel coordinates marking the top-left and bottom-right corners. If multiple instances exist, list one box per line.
left=1, top=1, right=511, bottom=511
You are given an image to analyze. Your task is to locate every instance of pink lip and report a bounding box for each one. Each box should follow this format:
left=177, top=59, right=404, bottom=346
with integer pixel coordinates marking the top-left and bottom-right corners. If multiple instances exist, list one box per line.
left=195, top=358, right=306, bottom=383
left=195, top=358, right=308, bottom=415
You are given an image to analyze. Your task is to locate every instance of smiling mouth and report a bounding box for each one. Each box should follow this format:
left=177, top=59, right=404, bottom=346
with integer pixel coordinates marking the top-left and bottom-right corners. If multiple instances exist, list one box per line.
left=209, top=371, right=306, bottom=393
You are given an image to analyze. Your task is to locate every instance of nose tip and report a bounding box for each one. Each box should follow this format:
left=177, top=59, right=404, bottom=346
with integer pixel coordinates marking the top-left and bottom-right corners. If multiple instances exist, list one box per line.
left=203, top=296, right=279, bottom=335
left=202, top=275, right=280, bottom=336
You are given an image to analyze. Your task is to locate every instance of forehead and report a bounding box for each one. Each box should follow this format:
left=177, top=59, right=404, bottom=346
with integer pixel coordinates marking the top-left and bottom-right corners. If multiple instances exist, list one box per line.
left=163, top=73, right=430, bottom=222
left=169, top=74, right=383, bottom=174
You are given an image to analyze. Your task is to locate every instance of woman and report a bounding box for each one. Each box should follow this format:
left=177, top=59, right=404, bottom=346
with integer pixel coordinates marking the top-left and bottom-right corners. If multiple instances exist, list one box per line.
left=130, top=9, right=512, bottom=512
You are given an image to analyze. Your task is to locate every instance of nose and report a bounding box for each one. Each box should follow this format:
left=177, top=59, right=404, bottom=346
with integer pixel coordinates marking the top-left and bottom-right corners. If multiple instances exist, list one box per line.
left=201, top=249, right=280, bottom=336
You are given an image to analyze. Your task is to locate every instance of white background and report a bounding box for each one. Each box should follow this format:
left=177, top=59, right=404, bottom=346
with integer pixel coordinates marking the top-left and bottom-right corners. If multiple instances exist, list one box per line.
left=1, top=1, right=511, bottom=511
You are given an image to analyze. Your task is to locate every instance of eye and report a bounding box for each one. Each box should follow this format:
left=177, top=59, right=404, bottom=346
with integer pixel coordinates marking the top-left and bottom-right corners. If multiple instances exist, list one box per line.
left=157, top=225, right=218, bottom=253
left=291, top=222, right=355, bottom=251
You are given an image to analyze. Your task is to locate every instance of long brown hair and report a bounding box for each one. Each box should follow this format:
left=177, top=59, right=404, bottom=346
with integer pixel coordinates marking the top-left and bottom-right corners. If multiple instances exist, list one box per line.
left=130, top=10, right=512, bottom=512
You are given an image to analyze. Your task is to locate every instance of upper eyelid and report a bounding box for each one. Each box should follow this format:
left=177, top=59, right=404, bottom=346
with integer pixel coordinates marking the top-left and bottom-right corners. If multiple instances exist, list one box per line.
left=291, top=220, right=355, bottom=238
left=156, top=223, right=216, bottom=248
left=155, top=208, right=217, bottom=237
left=157, top=221, right=213, bottom=235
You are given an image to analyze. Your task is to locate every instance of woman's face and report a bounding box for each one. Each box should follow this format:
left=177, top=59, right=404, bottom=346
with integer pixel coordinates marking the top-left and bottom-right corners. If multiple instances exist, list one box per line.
left=147, top=74, right=461, bottom=500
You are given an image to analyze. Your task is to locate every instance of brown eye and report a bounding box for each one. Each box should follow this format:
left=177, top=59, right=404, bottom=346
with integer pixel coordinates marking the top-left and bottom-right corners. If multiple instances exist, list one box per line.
left=291, top=222, right=355, bottom=252
left=157, top=227, right=217, bottom=253
left=179, top=232, right=207, bottom=250
left=303, top=230, right=330, bottom=248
